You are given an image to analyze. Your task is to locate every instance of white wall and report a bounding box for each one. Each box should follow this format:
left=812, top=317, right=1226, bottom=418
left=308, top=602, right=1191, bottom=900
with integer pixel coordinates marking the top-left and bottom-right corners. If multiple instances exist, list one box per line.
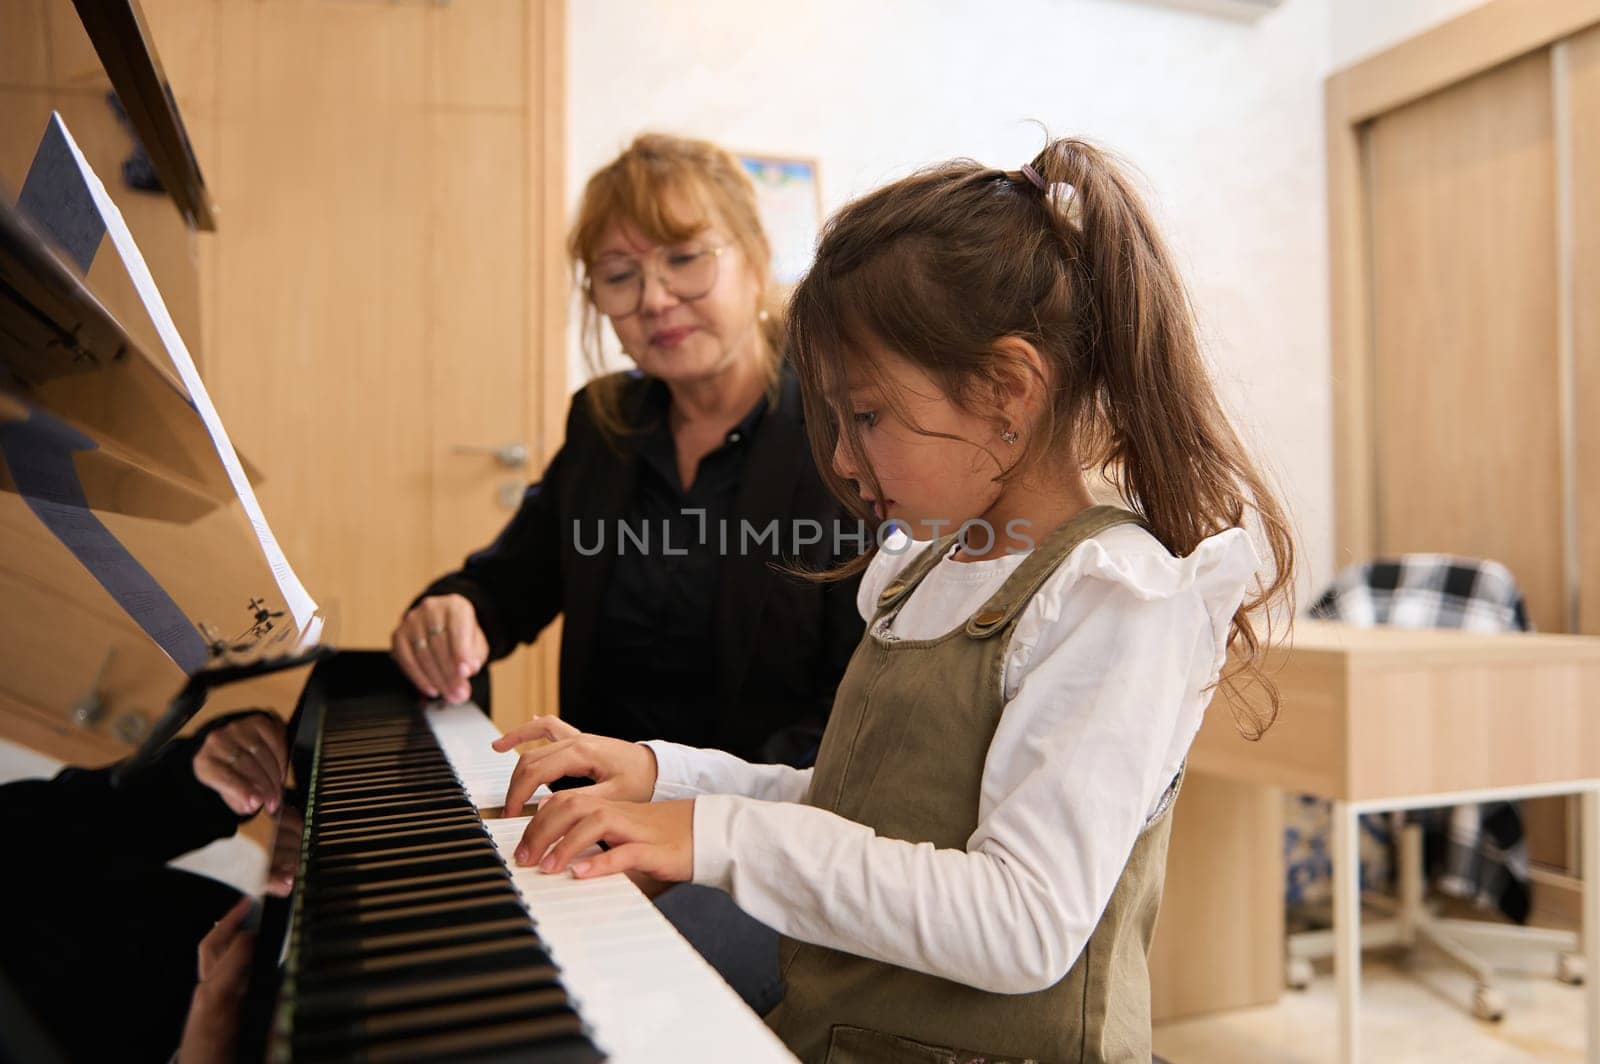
left=1331, top=0, right=1491, bottom=69
left=567, top=0, right=1495, bottom=595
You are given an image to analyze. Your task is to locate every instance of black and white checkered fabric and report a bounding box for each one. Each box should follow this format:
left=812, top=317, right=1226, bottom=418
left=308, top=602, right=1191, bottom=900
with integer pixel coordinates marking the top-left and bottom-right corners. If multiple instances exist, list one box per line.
left=1308, top=554, right=1529, bottom=632
left=1302, top=554, right=1533, bottom=924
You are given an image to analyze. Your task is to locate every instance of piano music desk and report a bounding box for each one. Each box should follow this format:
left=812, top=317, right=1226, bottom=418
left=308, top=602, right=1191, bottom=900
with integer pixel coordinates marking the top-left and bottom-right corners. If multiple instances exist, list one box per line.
left=1153, top=620, right=1600, bottom=1062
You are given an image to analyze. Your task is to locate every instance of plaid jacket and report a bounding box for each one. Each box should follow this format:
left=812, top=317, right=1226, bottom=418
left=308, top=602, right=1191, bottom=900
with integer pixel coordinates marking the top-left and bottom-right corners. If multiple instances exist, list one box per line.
left=1293, top=554, right=1533, bottom=923
left=1308, top=554, right=1530, bottom=632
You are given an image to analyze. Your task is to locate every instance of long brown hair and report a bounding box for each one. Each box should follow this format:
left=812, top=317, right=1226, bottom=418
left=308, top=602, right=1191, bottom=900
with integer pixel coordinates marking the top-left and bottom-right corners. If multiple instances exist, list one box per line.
left=568, top=133, right=784, bottom=438
left=787, top=138, right=1295, bottom=738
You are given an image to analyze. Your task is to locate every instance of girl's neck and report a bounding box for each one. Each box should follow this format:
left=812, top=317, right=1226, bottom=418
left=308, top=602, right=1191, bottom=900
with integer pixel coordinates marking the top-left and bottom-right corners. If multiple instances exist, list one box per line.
left=950, top=471, right=1099, bottom=563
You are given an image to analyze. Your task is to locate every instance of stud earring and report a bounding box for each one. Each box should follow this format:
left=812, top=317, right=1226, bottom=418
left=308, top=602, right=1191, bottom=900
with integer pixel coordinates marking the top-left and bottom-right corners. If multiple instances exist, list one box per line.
left=1001, top=429, right=1019, bottom=445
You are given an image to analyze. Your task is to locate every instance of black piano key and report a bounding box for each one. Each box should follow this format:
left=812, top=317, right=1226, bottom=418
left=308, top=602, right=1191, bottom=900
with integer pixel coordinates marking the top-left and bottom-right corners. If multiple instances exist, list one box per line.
left=290, top=986, right=579, bottom=1057
left=290, top=965, right=565, bottom=1021
left=273, top=693, right=603, bottom=1062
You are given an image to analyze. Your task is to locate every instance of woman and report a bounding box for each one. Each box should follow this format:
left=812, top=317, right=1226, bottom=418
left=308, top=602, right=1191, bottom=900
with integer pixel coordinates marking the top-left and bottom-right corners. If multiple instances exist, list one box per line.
left=390, top=133, right=863, bottom=1010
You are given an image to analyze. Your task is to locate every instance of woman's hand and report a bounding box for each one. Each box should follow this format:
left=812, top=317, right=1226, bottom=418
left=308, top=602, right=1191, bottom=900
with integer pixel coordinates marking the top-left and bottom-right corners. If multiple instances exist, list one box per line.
left=391, top=593, right=489, bottom=703
left=514, top=793, right=694, bottom=883
left=494, top=715, right=659, bottom=812
left=193, top=712, right=287, bottom=817
left=178, top=896, right=255, bottom=1064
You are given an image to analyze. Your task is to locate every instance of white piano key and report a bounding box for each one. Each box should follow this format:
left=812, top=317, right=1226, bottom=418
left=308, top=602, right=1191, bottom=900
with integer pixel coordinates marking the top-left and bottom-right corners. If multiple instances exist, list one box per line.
left=486, top=815, right=797, bottom=1064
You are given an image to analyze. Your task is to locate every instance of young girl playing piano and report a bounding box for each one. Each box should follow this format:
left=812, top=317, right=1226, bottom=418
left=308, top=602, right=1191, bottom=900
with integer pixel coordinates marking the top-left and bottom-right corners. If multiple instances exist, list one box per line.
left=494, top=137, right=1295, bottom=1064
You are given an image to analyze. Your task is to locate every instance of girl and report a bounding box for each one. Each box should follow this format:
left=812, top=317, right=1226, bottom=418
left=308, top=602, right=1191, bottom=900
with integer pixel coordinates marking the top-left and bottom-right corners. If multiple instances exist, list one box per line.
left=494, top=137, right=1295, bottom=1064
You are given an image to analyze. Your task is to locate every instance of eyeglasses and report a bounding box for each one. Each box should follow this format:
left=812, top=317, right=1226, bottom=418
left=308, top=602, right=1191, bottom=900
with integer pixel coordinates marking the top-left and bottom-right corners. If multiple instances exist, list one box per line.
left=586, top=244, right=727, bottom=319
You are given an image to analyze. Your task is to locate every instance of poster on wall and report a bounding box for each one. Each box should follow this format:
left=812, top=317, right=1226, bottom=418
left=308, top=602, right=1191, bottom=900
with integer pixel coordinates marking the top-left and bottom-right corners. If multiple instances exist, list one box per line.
left=738, top=153, right=821, bottom=288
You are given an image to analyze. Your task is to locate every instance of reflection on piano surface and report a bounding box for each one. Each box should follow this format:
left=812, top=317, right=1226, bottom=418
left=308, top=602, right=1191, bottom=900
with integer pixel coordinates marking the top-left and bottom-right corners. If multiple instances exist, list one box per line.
left=2, top=5, right=795, bottom=1062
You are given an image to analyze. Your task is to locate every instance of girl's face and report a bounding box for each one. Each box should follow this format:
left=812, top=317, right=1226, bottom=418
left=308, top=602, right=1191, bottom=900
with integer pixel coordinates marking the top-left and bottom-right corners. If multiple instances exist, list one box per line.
left=591, top=205, right=765, bottom=387
left=831, top=347, right=1012, bottom=541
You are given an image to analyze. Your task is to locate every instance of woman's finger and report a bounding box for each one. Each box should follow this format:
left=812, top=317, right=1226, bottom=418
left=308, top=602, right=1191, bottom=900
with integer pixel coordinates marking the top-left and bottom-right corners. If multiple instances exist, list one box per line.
left=391, top=625, right=440, bottom=699
left=195, top=750, right=266, bottom=815
left=420, top=601, right=467, bottom=703
left=199, top=896, right=252, bottom=979
left=446, top=603, right=484, bottom=682
left=492, top=714, right=579, bottom=752
left=238, top=715, right=289, bottom=784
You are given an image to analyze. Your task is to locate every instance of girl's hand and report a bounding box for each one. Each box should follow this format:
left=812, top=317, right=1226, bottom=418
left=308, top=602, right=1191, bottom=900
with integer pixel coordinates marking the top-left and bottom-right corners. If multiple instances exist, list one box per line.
left=494, top=715, right=659, bottom=812
left=514, top=794, right=694, bottom=883
left=391, top=593, right=489, bottom=704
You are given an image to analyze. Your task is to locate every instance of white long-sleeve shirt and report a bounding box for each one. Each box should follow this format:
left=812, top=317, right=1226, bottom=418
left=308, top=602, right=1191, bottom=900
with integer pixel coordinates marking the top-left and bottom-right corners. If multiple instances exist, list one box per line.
left=644, top=522, right=1258, bottom=995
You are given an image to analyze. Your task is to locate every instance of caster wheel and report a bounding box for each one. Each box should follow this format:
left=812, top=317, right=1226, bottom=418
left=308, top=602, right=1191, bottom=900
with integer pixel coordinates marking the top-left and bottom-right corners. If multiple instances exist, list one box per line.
left=1285, top=956, right=1313, bottom=990
left=1471, top=984, right=1506, bottom=1023
left=1558, top=952, right=1586, bottom=985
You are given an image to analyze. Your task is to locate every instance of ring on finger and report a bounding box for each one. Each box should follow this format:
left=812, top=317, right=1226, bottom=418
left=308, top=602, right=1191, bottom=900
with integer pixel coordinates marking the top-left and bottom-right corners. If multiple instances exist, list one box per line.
left=427, top=623, right=445, bottom=636
left=413, top=635, right=429, bottom=650
left=226, top=747, right=242, bottom=766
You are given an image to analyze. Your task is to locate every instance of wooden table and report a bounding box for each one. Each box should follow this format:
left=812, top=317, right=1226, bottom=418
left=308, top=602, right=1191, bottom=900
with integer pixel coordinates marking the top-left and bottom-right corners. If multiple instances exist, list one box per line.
left=1153, top=621, right=1600, bottom=1062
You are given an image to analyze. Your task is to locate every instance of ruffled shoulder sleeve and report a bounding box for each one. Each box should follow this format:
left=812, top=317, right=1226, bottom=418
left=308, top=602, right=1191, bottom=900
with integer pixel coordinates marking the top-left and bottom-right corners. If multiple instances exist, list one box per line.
left=1006, top=524, right=1260, bottom=693
left=855, top=528, right=936, bottom=624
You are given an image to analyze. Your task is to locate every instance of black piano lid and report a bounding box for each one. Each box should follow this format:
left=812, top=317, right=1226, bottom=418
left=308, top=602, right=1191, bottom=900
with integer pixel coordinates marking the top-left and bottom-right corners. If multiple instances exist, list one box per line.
left=68, top=0, right=216, bottom=232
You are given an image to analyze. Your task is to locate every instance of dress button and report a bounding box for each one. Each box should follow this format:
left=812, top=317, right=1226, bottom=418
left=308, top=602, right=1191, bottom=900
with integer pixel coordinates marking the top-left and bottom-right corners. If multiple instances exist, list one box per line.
left=972, top=608, right=1006, bottom=627
left=727, top=431, right=742, bottom=444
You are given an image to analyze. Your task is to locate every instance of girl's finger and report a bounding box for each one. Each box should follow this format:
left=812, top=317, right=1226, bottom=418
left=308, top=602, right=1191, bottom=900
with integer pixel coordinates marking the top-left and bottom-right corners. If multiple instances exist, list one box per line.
left=513, top=795, right=599, bottom=866
left=492, top=714, right=578, bottom=752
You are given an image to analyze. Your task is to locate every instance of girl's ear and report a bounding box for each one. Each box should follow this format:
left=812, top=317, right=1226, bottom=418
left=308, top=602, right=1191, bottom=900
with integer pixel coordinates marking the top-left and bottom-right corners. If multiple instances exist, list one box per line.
left=987, top=336, right=1051, bottom=427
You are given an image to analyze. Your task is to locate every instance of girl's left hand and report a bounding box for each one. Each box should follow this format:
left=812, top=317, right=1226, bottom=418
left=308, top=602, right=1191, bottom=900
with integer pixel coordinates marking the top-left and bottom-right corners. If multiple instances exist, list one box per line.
left=514, top=794, right=694, bottom=883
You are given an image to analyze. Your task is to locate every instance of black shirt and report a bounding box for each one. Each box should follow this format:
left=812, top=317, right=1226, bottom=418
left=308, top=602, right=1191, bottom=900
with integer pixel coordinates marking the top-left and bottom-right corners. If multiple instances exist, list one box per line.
left=587, top=380, right=769, bottom=745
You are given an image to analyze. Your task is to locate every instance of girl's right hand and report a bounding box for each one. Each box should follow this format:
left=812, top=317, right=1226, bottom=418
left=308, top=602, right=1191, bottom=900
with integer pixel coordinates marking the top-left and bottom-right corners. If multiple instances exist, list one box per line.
left=494, top=715, right=659, bottom=812
left=391, top=593, right=489, bottom=704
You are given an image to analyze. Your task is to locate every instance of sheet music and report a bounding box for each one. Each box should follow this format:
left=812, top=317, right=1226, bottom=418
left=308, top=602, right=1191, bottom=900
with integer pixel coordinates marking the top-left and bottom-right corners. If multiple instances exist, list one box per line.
left=485, top=817, right=797, bottom=1063
left=47, top=113, right=320, bottom=641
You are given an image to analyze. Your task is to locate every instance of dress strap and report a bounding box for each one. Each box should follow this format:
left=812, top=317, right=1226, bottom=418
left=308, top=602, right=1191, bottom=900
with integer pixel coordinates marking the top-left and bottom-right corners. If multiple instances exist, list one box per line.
left=964, top=504, right=1145, bottom=639
left=873, top=533, right=961, bottom=618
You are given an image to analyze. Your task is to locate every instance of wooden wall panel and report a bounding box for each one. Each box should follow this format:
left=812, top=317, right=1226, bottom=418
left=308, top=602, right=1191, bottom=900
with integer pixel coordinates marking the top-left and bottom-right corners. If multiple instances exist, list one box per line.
left=427, top=108, right=533, bottom=724
left=1150, top=773, right=1285, bottom=1022
left=209, top=0, right=433, bottom=649
left=1572, top=25, right=1600, bottom=637
left=1367, top=51, right=1564, bottom=631
left=0, top=0, right=51, bottom=89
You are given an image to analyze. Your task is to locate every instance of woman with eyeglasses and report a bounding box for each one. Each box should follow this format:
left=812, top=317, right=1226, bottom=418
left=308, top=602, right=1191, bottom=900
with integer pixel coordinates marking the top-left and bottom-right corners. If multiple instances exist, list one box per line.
left=389, top=133, right=863, bottom=1012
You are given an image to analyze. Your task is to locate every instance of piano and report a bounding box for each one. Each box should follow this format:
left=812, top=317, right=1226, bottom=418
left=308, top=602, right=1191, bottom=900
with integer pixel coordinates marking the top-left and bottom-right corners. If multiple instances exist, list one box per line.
left=0, top=3, right=795, bottom=1061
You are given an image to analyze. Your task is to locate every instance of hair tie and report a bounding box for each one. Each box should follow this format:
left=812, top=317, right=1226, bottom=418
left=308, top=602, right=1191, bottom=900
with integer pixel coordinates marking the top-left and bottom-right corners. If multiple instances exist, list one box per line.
left=1020, top=163, right=1047, bottom=192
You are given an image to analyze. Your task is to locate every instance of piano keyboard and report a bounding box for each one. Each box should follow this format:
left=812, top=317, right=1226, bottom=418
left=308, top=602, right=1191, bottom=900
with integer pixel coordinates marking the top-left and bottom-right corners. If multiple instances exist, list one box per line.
left=277, top=695, right=603, bottom=1063
left=270, top=688, right=796, bottom=1063
left=425, top=705, right=796, bottom=1063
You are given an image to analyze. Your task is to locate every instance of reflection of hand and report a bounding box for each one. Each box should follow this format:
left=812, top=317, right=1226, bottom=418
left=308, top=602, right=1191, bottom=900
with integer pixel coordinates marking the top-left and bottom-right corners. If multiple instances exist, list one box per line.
left=513, top=794, right=693, bottom=884
left=493, top=714, right=659, bottom=812
left=193, top=713, right=287, bottom=816
left=391, top=593, right=489, bottom=704
left=177, top=896, right=254, bottom=1064
left=266, top=807, right=303, bottom=897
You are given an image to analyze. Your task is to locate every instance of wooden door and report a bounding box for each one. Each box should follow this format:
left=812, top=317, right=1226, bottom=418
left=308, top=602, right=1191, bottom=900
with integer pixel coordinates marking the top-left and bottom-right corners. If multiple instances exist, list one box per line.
left=200, top=0, right=564, bottom=732
left=1366, top=50, right=1564, bottom=631
left=1572, top=24, right=1600, bottom=638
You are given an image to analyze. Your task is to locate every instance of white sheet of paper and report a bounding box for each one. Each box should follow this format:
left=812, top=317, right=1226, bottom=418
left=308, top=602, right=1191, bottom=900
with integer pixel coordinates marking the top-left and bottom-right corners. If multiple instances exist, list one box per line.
left=50, top=113, right=320, bottom=641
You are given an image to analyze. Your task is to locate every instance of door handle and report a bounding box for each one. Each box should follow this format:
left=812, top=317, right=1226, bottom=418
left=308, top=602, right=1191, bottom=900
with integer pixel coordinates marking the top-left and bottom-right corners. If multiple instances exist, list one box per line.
left=452, top=441, right=529, bottom=469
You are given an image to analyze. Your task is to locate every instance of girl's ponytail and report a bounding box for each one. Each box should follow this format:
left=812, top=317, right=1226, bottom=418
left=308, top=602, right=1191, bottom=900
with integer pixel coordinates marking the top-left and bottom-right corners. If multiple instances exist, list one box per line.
left=1027, top=139, right=1295, bottom=737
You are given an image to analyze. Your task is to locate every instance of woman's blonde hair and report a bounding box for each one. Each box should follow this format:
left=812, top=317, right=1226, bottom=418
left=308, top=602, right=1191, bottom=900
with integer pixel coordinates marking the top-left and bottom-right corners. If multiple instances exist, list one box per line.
left=568, top=133, right=784, bottom=438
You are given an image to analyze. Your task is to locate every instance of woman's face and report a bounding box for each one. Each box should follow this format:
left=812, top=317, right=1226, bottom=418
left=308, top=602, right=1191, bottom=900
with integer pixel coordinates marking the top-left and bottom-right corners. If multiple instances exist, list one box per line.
left=590, top=205, right=765, bottom=387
